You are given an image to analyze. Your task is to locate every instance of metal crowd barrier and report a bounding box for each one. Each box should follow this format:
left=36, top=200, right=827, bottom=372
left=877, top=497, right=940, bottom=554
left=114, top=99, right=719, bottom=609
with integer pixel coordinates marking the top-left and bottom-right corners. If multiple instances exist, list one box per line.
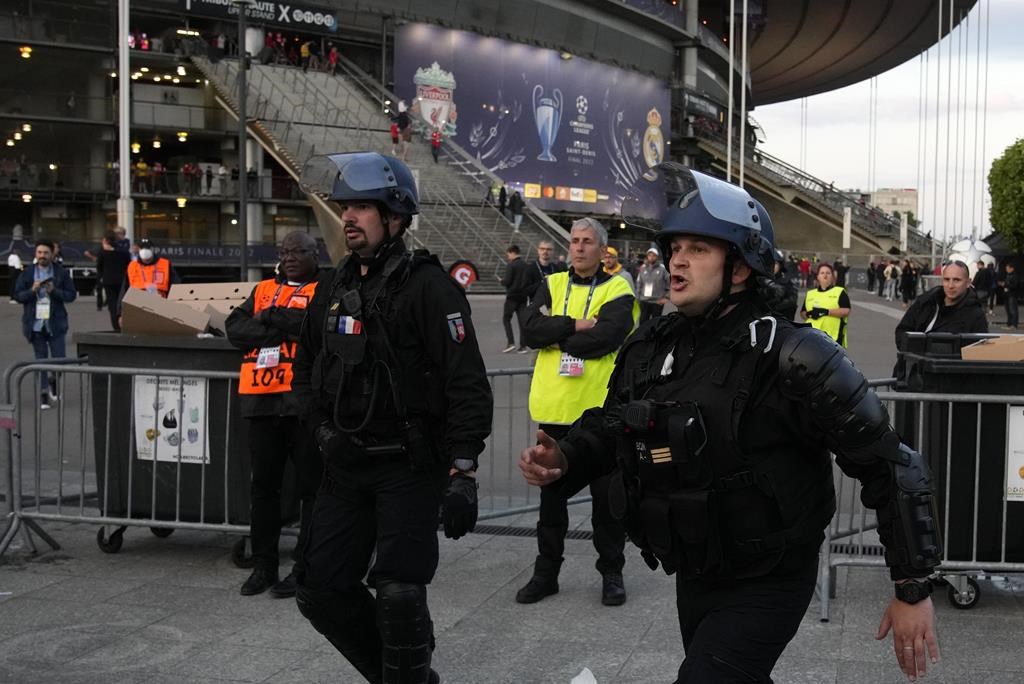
left=0, top=363, right=555, bottom=560
left=819, top=385, right=1024, bottom=620
left=9, top=360, right=1018, bottom=624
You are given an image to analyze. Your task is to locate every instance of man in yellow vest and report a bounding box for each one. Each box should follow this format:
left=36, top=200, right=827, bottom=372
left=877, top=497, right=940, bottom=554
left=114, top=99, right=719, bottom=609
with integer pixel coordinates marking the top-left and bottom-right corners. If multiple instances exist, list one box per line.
left=516, top=217, right=639, bottom=607
left=124, top=238, right=179, bottom=299
left=801, top=261, right=851, bottom=347
left=226, top=231, right=322, bottom=598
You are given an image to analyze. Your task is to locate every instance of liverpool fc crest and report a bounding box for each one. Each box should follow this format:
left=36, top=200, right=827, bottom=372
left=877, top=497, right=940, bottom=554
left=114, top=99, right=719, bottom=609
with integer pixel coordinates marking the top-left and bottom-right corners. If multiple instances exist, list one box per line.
left=411, top=62, right=458, bottom=136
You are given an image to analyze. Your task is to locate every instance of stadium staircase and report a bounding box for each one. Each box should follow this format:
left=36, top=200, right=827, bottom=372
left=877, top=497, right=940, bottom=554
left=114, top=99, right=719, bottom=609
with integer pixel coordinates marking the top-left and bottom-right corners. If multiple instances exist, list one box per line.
left=187, top=46, right=568, bottom=292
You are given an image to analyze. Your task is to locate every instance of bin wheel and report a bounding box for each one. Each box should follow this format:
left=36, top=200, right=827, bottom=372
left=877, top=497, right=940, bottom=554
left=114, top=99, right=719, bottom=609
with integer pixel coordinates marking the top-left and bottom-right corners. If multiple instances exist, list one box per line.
left=97, top=526, right=126, bottom=554
left=947, top=578, right=981, bottom=609
left=231, top=537, right=255, bottom=569
left=150, top=527, right=174, bottom=538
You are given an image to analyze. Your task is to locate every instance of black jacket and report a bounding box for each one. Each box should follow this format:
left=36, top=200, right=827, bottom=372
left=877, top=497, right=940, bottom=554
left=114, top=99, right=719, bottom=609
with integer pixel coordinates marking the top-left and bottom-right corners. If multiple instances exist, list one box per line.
left=554, top=299, right=930, bottom=582
left=291, top=241, right=492, bottom=465
left=522, top=268, right=635, bottom=359
left=225, top=273, right=322, bottom=418
left=95, top=249, right=131, bottom=286
left=894, top=285, right=988, bottom=352
left=500, top=256, right=532, bottom=300
left=972, top=267, right=994, bottom=292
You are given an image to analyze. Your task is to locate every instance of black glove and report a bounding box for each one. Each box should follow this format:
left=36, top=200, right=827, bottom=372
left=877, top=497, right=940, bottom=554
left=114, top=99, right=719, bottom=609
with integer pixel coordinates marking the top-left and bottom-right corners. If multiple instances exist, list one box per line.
left=809, top=307, right=829, bottom=320
left=442, top=472, right=478, bottom=540
left=314, top=422, right=344, bottom=458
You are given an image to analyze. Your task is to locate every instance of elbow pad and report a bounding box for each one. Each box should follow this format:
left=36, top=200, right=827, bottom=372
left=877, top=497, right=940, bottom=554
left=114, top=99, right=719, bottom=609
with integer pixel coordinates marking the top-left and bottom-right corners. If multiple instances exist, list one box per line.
left=883, top=444, right=943, bottom=574
left=778, top=327, right=894, bottom=458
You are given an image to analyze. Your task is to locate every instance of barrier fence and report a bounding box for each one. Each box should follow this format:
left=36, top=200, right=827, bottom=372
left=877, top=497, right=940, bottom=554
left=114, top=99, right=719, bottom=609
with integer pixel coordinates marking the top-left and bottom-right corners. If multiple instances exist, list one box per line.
left=0, top=362, right=563, bottom=560
left=4, top=362, right=1022, bottom=620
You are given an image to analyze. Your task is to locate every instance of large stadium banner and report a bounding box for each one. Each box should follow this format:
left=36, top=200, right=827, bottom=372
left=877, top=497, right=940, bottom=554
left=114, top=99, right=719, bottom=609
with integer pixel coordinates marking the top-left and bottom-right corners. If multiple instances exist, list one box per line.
left=394, top=23, right=670, bottom=215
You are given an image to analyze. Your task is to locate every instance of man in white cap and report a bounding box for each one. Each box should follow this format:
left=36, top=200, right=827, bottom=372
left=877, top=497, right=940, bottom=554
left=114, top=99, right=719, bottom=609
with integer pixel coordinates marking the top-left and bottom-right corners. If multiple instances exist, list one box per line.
left=635, top=246, right=670, bottom=322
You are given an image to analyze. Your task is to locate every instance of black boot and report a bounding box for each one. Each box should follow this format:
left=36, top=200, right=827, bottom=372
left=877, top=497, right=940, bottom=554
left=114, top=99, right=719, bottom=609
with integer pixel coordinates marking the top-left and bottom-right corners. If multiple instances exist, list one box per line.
left=515, top=574, right=559, bottom=604
left=601, top=573, right=626, bottom=606
left=240, top=567, right=278, bottom=596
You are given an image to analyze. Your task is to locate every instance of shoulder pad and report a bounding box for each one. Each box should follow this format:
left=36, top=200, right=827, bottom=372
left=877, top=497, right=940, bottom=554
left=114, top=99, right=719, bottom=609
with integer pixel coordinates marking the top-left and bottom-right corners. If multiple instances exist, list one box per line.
left=778, top=326, right=848, bottom=394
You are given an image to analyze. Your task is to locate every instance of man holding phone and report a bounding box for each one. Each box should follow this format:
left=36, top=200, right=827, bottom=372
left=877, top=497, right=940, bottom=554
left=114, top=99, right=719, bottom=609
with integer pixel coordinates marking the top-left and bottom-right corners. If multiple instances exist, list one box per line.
left=13, top=239, right=77, bottom=409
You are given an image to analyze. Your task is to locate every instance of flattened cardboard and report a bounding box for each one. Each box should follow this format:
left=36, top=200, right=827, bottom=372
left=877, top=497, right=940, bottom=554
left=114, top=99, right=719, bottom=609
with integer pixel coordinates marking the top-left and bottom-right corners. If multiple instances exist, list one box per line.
left=120, top=288, right=210, bottom=336
left=961, top=335, right=1024, bottom=362
left=169, top=282, right=254, bottom=336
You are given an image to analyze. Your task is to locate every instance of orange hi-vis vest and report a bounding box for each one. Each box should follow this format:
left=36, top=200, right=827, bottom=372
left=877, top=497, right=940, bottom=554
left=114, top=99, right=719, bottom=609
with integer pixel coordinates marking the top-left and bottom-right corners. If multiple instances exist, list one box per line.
left=127, top=258, right=172, bottom=297
left=238, top=278, right=317, bottom=395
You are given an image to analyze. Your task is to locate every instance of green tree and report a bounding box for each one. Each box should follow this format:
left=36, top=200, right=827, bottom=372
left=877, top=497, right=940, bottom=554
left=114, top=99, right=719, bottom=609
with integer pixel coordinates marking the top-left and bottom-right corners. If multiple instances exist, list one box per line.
left=989, top=138, right=1024, bottom=250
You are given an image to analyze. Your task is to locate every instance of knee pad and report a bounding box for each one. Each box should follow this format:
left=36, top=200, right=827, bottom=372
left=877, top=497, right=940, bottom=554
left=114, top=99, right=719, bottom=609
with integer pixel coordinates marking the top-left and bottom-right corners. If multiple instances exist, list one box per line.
left=376, top=581, right=434, bottom=684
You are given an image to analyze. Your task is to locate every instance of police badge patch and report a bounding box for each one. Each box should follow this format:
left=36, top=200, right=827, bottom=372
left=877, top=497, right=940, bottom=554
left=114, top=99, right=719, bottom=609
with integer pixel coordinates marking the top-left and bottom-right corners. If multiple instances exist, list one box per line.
left=446, top=312, right=466, bottom=343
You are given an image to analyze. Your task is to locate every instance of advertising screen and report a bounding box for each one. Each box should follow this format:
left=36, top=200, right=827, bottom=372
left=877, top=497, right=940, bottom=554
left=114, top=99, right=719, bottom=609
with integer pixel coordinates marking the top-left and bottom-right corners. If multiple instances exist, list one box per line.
left=393, top=24, right=670, bottom=215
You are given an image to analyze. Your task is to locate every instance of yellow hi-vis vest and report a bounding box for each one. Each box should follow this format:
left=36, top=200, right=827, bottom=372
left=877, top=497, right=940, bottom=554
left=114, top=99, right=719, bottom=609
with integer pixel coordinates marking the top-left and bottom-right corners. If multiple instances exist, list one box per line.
left=804, top=286, right=849, bottom=347
left=529, top=271, right=638, bottom=425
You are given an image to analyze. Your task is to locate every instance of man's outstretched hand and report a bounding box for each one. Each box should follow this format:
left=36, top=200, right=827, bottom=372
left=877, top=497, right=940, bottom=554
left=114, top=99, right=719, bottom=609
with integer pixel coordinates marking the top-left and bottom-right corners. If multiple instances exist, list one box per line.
left=876, top=596, right=940, bottom=681
left=518, top=429, right=567, bottom=486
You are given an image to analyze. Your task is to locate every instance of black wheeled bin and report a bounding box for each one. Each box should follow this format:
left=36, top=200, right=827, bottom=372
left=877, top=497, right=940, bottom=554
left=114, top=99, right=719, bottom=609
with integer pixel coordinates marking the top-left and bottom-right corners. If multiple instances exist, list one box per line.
left=895, top=332, right=1024, bottom=563
left=74, top=333, right=300, bottom=530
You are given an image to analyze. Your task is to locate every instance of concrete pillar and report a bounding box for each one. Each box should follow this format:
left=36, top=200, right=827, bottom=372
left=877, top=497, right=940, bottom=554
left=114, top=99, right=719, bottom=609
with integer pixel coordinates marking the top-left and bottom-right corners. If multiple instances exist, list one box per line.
left=245, top=138, right=263, bottom=281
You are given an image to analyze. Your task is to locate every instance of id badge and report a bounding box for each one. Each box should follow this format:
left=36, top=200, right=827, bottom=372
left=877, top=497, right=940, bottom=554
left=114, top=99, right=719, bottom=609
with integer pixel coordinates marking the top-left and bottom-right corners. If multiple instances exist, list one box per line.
left=35, top=300, right=51, bottom=321
left=256, top=346, right=281, bottom=369
left=558, top=353, right=585, bottom=377
left=145, top=284, right=157, bottom=294
left=642, top=282, right=654, bottom=298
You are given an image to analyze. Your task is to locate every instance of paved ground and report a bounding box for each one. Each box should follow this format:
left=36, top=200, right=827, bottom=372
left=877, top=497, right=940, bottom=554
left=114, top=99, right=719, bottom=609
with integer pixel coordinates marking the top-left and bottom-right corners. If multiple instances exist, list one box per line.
left=2, top=286, right=1023, bottom=683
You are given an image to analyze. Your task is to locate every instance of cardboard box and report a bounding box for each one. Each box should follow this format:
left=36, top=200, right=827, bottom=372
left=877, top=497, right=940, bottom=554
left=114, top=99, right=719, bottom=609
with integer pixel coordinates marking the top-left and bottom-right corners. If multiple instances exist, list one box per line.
left=120, top=289, right=211, bottom=336
left=169, top=282, right=256, bottom=335
left=960, top=335, right=1024, bottom=362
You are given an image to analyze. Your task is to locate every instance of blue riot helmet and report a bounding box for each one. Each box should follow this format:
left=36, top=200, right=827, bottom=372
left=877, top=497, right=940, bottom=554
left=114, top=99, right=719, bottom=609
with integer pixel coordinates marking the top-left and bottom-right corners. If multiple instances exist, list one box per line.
left=299, top=151, right=419, bottom=216
left=621, top=164, right=774, bottom=276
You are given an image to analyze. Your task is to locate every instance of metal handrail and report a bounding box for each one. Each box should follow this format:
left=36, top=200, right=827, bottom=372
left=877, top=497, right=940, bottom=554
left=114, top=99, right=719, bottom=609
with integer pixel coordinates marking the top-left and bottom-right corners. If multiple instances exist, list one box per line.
left=694, top=128, right=931, bottom=250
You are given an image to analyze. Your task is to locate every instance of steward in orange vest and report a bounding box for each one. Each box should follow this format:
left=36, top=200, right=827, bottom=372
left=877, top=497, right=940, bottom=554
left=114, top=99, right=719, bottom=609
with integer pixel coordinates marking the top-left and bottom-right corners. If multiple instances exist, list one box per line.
left=124, top=239, right=178, bottom=298
left=225, top=231, right=323, bottom=598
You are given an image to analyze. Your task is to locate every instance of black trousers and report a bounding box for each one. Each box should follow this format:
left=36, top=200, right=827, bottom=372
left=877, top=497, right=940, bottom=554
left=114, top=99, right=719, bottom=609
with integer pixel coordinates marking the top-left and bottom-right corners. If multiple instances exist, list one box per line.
left=103, top=284, right=123, bottom=331
left=673, top=550, right=818, bottom=683
left=1006, top=295, right=1019, bottom=328
left=534, top=423, right=625, bottom=578
left=639, top=301, right=664, bottom=324
left=247, top=416, right=320, bottom=573
left=502, top=297, right=527, bottom=346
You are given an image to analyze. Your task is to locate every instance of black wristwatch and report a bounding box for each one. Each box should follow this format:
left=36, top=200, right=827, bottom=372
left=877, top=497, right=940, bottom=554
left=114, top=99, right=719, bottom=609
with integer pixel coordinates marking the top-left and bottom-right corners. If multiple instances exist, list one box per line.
left=894, top=579, right=933, bottom=604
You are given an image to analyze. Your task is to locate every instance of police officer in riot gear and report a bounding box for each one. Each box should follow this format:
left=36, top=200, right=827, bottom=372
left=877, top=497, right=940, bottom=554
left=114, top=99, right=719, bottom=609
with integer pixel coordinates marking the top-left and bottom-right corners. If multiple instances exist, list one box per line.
left=291, top=152, right=493, bottom=684
left=519, top=165, right=941, bottom=683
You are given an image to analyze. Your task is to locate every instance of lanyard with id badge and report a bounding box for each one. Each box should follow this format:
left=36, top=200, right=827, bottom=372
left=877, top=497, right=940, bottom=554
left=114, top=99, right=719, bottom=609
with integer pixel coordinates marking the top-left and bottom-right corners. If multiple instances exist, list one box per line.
left=558, top=277, right=597, bottom=377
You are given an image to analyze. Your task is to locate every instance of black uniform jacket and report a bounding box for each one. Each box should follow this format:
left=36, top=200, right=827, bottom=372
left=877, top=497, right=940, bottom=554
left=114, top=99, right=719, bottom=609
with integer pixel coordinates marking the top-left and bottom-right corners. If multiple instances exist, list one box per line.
left=553, top=298, right=925, bottom=581
left=522, top=268, right=636, bottom=360
left=291, top=243, right=493, bottom=464
left=225, top=272, right=322, bottom=418
left=894, top=285, right=988, bottom=351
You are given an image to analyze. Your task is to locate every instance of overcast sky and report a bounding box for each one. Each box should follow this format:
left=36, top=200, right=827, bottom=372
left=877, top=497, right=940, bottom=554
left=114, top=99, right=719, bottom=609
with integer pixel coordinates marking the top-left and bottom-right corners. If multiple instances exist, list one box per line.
left=752, top=0, right=1022, bottom=243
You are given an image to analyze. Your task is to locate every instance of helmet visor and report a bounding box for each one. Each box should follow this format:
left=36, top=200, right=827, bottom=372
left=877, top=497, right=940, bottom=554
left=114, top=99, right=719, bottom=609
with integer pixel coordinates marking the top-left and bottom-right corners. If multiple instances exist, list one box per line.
left=299, top=153, right=401, bottom=200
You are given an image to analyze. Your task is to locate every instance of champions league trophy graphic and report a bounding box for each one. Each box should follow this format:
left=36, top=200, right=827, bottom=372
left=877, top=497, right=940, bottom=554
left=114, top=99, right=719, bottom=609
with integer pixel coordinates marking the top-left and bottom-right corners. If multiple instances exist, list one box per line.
left=532, top=85, right=563, bottom=162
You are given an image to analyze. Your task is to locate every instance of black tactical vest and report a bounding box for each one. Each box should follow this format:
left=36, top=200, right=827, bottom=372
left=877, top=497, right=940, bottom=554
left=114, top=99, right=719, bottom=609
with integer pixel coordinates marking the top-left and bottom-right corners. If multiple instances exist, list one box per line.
left=607, top=311, right=835, bottom=580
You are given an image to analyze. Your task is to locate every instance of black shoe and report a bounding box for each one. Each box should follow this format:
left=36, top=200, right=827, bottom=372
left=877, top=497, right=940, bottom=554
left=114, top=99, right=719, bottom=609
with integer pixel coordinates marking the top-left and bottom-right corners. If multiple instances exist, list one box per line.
left=601, top=573, right=626, bottom=606
left=269, top=570, right=297, bottom=598
left=428, top=670, right=440, bottom=684
left=515, top=576, right=558, bottom=604
left=240, top=568, right=278, bottom=596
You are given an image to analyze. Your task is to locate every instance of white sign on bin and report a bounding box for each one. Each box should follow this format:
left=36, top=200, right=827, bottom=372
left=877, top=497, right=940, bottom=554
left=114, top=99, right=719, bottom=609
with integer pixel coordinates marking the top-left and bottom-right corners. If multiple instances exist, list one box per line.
left=133, top=375, right=210, bottom=464
left=1006, top=405, right=1024, bottom=502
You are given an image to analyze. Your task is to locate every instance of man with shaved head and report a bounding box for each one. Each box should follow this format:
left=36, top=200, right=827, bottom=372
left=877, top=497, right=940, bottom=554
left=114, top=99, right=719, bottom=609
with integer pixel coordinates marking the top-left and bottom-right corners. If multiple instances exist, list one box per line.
left=226, top=230, right=323, bottom=598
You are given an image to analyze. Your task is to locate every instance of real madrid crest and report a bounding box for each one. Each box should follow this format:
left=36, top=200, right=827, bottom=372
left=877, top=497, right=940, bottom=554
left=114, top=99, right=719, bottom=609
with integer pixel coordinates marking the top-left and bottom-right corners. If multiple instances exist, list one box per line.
left=642, top=108, right=665, bottom=168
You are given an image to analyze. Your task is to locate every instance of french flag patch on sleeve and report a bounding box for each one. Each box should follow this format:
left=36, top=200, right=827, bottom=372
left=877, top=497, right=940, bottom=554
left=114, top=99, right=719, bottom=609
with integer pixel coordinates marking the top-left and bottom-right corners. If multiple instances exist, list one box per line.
left=337, top=316, right=363, bottom=334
